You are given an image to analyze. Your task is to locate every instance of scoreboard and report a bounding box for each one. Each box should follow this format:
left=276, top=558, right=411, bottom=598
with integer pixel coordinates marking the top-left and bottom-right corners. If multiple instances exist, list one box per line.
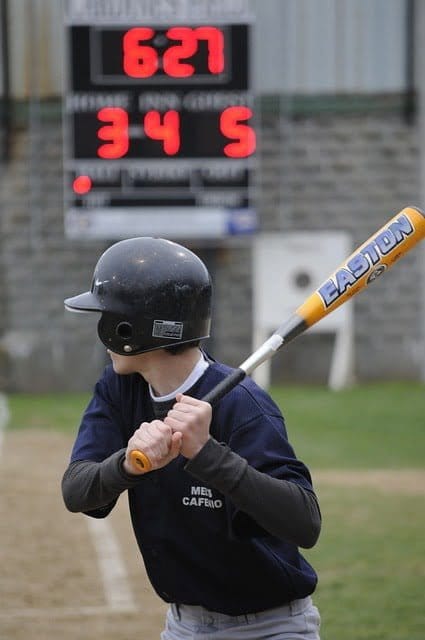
left=63, top=0, right=257, bottom=240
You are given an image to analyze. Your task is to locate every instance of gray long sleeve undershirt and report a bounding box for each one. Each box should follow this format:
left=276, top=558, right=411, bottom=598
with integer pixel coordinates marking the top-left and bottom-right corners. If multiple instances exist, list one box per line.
left=62, top=438, right=321, bottom=548
left=185, top=437, right=321, bottom=548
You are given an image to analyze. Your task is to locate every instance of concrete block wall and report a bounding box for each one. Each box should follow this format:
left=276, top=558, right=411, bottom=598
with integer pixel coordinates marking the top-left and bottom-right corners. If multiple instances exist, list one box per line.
left=0, top=124, right=107, bottom=391
left=259, top=105, right=422, bottom=382
left=0, top=97, right=423, bottom=391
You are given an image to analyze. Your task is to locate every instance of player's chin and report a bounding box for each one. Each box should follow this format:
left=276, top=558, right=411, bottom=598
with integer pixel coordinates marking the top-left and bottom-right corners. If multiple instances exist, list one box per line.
left=107, top=350, right=133, bottom=374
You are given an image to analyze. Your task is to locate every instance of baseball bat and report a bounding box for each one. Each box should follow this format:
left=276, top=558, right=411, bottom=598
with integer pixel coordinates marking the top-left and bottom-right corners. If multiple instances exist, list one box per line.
left=130, top=205, right=425, bottom=473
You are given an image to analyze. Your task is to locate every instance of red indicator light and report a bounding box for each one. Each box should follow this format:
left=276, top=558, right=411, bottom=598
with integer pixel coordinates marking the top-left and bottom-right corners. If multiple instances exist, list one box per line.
left=73, top=175, right=92, bottom=194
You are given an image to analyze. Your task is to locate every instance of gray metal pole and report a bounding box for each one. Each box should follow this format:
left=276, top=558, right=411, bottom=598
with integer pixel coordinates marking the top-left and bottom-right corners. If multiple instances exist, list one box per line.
left=28, top=0, right=43, bottom=250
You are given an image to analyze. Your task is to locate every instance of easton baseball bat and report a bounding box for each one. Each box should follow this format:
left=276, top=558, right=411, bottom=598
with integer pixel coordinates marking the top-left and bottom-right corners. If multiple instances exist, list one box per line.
left=130, top=205, right=425, bottom=473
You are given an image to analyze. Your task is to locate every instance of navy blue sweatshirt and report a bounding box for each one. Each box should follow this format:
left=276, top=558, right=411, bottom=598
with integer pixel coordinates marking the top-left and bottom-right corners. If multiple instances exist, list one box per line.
left=62, top=359, right=321, bottom=615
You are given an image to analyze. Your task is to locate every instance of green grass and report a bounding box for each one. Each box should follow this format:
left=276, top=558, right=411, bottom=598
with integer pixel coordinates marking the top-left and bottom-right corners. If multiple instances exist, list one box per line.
left=304, top=487, right=425, bottom=640
left=3, top=383, right=425, bottom=640
left=270, top=382, right=425, bottom=469
left=271, top=382, right=425, bottom=639
left=5, top=392, right=91, bottom=433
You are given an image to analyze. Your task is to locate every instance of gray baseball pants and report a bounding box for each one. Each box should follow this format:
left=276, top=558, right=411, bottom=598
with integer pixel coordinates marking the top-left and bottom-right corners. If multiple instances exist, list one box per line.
left=161, top=596, right=321, bottom=639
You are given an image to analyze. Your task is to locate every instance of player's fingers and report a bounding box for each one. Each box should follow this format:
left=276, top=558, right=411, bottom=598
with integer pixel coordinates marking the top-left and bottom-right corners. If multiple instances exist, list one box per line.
left=175, top=393, right=210, bottom=408
left=134, top=420, right=172, bottom=458
left=169, top=404, right=193, bottom=416
left=171, top=397, right=211, bottom=420
left=169, top=431, right=182, bottom=459
left=166, top=407, right=192, bottom=425
left=141, top=419, right=171, bottom=440
left=163, top=414, right=184, bottom=430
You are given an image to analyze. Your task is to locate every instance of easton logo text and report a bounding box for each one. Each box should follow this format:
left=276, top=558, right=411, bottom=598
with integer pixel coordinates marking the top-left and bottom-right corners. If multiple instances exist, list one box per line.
left=318, top=214, right=414, bottom=307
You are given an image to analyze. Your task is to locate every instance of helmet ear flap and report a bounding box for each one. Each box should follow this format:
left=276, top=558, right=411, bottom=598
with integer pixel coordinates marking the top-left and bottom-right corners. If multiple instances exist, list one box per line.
left=98, top=314, right=136, bottom=354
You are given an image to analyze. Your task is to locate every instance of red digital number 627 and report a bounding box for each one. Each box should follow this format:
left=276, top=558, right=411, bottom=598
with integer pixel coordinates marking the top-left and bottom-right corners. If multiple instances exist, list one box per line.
left=122, top=26, right=225, bottom=78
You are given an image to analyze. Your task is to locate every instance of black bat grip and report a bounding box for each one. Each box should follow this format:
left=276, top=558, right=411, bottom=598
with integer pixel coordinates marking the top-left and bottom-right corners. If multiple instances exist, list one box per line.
left=201, top=368, right=246, bottom=406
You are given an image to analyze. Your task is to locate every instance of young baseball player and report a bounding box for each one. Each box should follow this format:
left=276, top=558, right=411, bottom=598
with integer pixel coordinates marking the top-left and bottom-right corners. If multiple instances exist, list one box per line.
left=62, top=237, right=322, bottom=639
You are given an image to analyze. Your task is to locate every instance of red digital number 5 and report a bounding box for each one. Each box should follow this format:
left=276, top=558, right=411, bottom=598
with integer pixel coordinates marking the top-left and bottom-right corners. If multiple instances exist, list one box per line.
left=220, top=106, right=256, bottom=158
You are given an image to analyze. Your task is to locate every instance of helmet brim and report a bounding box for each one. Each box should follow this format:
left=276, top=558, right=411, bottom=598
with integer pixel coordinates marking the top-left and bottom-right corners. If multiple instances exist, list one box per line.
left=64, top=291, right=102, bottom=313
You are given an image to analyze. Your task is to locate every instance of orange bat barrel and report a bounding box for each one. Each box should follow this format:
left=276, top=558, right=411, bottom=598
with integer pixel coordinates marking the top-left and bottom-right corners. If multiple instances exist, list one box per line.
left=295, top=206, right=425, bottom=329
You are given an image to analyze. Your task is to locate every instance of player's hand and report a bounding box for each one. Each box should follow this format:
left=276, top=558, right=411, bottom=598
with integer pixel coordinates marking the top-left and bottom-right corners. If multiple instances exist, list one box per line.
left=124, top=420, right=182, bottom=475
left=164, top=393, right=212, bottom=459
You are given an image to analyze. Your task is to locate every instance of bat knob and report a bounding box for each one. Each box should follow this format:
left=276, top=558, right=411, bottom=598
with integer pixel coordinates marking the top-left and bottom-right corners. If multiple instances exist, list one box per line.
left=130, top=450, right=153, bottom=473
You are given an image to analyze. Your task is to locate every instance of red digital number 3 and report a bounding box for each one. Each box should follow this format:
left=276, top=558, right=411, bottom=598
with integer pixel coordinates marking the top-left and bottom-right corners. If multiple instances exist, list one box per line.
left=220, top=106, right=256, bottom=158
left=97, top=107, right=129, bottom=159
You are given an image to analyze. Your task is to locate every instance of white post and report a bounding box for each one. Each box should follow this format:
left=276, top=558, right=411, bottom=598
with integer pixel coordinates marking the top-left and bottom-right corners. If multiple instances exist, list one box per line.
left=417, top=0, right=425, bottom=381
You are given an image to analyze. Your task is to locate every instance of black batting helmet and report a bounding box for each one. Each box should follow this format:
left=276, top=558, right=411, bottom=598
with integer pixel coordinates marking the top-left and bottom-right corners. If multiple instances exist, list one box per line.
left=64, top=237, right=212, bottom=355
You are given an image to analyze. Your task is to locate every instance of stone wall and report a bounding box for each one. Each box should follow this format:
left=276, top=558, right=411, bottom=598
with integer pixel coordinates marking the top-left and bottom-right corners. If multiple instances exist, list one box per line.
left=0, top=96, right=422, bottom=391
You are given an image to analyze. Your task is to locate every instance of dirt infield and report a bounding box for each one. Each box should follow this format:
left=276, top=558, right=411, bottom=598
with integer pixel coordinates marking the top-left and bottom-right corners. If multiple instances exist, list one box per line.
left=0, top=430, right=167, bottom=640
left=314, top=468, right=425, bottom=495
left=1, top=429, right=424, bottom=639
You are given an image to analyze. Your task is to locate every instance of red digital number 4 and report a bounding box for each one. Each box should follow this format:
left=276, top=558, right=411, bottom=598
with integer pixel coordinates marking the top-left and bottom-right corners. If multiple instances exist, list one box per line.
left=144, top=110, right=180, bottom=155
